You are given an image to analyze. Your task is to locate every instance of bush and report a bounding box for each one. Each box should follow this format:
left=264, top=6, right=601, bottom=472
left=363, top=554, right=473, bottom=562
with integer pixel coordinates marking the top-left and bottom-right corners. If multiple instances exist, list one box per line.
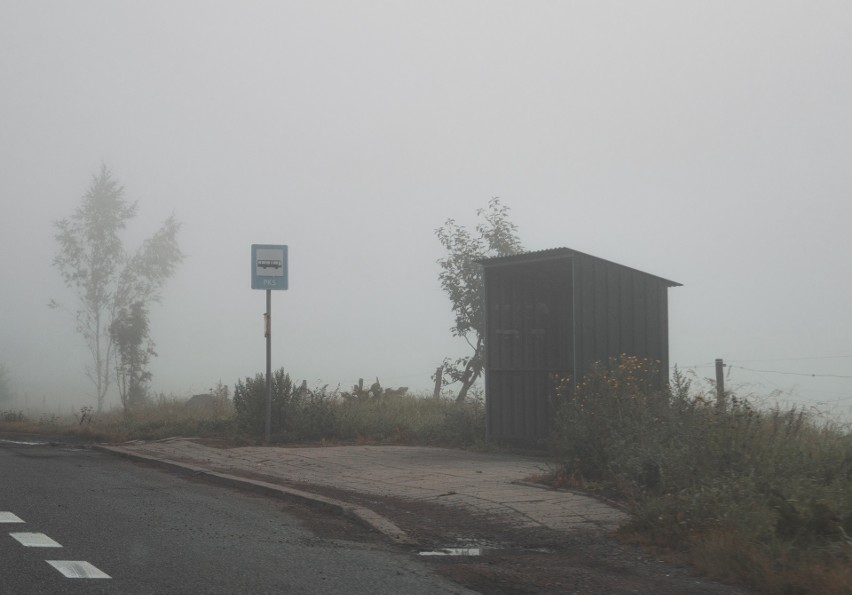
left=232, top=368, right=487, bottom=446
left=233, top=368, right=336, bottom=441
left=550, top=355, right=673, bottom=487
left=233, top=368, right=293, bottom=437
left=1, top=410, right=25, bottom=423
left=550, top=356, right=852, bottom=594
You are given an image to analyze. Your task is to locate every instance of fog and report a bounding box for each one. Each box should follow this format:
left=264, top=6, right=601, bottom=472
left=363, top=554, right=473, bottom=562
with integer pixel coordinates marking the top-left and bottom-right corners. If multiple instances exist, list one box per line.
left=2, top=1, right=851, bottom=418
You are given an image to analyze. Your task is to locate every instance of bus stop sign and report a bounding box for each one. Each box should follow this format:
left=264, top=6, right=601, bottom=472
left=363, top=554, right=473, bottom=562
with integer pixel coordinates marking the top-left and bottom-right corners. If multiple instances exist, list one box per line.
left=251, top=244, right=288, bottom=290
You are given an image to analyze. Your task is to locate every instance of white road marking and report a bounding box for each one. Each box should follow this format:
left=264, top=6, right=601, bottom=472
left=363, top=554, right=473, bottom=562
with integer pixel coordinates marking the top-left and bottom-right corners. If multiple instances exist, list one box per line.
left=47, top=560, right=111, bottom=579
left=9, top=532, right=62, bottom=547
left=2, top=514, right=112, bottom=579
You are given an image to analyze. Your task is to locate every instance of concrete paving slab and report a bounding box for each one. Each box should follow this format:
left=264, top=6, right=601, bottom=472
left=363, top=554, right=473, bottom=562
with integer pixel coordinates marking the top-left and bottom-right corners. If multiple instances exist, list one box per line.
left=97, top=439, right=629, bottom=542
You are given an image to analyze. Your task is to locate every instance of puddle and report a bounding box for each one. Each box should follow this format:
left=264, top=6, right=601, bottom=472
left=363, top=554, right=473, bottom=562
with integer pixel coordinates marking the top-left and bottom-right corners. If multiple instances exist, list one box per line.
left=418, top=548, right=484, bottom=557
left=418, top=543, right=556, bottom=557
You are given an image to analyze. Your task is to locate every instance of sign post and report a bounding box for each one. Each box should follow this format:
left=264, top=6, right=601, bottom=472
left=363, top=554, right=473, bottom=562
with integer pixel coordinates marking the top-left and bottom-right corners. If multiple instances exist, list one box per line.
left=251, top=244, right=288, bottom=443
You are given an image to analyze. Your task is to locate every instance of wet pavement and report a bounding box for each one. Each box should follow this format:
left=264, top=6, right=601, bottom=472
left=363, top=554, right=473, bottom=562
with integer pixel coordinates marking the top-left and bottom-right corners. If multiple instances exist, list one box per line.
left=96, top=439, right=627, bottom=544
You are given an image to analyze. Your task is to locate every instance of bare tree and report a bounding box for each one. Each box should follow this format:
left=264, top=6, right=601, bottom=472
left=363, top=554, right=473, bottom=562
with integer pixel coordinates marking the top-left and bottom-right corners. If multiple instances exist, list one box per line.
left=435, top=198, right=523, bottom=402
left=52, top=165, right=183, bottom=411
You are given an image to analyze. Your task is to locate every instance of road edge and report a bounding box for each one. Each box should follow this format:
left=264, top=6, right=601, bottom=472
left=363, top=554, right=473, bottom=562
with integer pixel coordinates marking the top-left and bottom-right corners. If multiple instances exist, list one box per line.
left=93, top=444, right=414, bottom=546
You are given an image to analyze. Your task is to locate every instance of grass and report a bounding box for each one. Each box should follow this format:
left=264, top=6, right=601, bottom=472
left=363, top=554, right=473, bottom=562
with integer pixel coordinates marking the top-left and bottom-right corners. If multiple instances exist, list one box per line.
left=549, top=356, right=852, bottom=595
left=5, top=360, right=848, bottom=592
left=228, top=368, right=486, bottom=446
left=333, top=391, right=485, bottom=446
left=0, top=393, right=238, bottom=443
left=0, top=373, right=485, bottom=449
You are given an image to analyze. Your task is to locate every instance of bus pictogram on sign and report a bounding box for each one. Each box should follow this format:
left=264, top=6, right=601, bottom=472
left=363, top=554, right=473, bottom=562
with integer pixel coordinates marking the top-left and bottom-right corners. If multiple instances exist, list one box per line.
left=251, top=245, right=288, bottom=290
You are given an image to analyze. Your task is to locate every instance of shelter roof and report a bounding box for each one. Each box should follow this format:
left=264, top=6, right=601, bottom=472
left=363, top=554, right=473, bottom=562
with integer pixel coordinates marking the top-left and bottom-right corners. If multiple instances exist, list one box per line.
left=478, top=247, right=682, bottom=287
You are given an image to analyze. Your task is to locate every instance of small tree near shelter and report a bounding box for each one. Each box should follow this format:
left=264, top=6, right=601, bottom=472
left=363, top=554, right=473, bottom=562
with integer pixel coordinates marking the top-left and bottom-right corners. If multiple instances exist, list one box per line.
left=435, top=198, right=523, bottom=402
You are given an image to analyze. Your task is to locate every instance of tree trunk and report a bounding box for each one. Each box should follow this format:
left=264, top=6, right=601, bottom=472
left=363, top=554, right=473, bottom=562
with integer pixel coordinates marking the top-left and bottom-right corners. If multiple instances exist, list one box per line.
left=455, top=337, right=483, bottom=403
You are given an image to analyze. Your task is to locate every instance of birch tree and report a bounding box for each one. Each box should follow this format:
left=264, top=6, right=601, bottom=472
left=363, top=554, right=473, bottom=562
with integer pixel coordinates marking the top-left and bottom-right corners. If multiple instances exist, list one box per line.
left=52, top=165, right=183, bottom=411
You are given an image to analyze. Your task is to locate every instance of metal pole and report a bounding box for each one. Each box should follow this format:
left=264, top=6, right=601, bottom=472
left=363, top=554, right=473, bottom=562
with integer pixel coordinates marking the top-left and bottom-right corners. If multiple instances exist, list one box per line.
left=715, top=358, right=725, bottom=409
left=265, top=289, right=272, bottom=443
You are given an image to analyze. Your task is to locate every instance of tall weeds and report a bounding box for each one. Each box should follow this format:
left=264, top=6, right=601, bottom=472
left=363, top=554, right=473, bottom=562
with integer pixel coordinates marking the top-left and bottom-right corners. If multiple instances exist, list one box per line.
left=0, top=371, right=485, bottom=448
left=232, top=367, right=485, bottom=446
left=550, top=356, right=852, bottom=594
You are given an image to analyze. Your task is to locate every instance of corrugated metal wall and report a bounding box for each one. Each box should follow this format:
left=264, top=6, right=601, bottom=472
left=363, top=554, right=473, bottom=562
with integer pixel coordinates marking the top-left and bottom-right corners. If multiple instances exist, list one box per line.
left=482, top=249, right=678, bottom=445
left=572, top=252, right=671, bottom=382
left=484, top=259, right=572, bottom=443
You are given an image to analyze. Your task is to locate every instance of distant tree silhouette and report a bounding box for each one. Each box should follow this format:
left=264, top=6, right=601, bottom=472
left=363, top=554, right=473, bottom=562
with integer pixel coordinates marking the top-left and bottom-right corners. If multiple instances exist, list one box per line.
left=0, top=363, right=12, bottom=403
left=52, top=165, right=183, bottom=411
left=109, top=301, right=155, bottom=412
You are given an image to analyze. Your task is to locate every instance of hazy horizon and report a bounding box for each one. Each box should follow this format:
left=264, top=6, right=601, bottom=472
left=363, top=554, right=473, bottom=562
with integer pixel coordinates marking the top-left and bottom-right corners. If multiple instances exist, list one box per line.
left=2, top=1, right=850, bottom=420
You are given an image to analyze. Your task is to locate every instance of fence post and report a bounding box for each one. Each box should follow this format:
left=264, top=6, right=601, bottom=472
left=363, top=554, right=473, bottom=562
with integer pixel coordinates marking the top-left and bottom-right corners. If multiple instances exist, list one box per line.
left=433, top=366, right=443, bottom=399
left=715, top=358, right=726, bottom=409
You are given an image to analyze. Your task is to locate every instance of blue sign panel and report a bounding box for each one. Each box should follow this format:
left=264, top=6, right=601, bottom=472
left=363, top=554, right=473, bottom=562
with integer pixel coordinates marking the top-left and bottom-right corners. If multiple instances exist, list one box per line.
left=251, top=244, right=288, bottom=290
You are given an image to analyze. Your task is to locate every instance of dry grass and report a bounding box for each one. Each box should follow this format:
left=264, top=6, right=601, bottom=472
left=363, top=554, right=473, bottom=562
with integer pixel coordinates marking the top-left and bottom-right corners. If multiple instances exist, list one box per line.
left=0, top=378, right=486, bottom=448
left=550, top=357, right=852, bottom=595
left=0, top=394, right=236, bottom=443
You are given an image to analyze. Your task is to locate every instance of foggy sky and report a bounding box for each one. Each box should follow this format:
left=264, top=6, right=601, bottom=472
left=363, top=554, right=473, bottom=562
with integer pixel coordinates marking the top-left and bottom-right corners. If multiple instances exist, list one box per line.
left=2, top=1, right=851, bottom=418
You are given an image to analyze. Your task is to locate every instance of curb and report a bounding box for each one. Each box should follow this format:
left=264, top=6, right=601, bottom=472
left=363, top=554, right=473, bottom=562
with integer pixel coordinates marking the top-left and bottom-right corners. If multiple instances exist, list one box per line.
left=93, top=445, right=413, bottom=546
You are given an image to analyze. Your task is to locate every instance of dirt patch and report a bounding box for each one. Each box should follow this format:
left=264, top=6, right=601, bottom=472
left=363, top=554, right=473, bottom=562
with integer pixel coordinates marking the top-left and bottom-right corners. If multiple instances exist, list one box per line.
left=216, top=468, right=752, bottom=594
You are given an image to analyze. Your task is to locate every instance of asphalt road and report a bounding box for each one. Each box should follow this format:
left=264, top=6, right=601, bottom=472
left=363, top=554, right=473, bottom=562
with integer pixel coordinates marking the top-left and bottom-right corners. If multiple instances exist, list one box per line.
left=0, top=438, right=473, bottom=594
